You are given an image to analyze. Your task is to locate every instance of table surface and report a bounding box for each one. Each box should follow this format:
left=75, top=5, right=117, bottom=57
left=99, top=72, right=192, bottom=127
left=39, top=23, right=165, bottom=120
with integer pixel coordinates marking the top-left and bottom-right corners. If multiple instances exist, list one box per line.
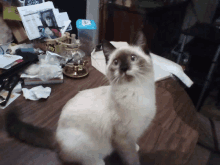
left=0, top=57, right=199, bottom=165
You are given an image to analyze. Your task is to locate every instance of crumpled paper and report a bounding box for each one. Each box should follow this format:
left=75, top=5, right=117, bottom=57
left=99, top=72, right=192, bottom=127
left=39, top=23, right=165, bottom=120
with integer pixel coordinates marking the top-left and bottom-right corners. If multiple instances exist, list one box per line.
left=22, top=86, right=51, bottom=101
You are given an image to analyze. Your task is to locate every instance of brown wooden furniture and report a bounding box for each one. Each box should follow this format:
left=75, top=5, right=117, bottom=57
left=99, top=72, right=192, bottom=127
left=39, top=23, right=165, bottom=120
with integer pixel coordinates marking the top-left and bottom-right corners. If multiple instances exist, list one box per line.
left=99, top=1, right=145, bottom=44
left=99, top=1, right=189, bottom=54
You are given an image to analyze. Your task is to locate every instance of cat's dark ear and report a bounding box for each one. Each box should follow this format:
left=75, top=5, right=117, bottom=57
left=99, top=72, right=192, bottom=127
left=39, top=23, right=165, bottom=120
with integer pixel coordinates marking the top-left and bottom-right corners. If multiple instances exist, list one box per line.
left=102, top=40, right=116, bottom=64
left=132, top=31, right=149, bottom=54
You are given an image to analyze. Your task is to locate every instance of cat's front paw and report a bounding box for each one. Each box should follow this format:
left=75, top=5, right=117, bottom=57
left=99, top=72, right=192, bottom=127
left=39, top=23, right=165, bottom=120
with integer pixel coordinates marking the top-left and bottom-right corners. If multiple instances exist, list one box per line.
left=96, top=159, right=105, bottom=165
left=136, top=144, right=140, bottom=152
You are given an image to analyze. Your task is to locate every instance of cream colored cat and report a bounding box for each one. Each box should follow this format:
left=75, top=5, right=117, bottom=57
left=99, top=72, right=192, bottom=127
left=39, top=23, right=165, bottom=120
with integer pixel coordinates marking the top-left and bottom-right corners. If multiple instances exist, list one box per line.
left=6, top=31, right=156, bottom=165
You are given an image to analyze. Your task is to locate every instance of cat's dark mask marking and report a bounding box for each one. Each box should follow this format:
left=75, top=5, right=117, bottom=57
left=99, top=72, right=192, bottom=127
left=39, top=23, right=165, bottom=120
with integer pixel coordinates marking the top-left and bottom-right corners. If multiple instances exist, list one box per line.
left=102, top=40, right=116, bottom=64
left=131, top=31, right=150, bottom=55
left=118, top=54, right=130, bottom=73
left=113, top=50, right=149, bottom=73
left=137, top=56, right=149, bottom=73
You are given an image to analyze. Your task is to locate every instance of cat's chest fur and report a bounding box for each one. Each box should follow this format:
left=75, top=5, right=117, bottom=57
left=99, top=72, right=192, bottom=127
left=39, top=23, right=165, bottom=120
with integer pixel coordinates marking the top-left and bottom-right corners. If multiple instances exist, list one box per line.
left=111, top=86, right=147, bottom=114
left=110, top=83, right=156, bottom=140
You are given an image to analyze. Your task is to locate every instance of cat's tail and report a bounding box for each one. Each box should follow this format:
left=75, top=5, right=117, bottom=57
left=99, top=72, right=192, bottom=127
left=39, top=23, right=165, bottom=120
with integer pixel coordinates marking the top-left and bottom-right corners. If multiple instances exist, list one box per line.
left=5, top=109, right=56, bottom=150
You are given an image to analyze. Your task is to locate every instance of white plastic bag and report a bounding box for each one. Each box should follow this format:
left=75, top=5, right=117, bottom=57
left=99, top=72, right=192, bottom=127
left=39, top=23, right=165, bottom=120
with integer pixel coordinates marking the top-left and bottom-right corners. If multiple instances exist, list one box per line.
left=22, top=51, right=63, bottom=81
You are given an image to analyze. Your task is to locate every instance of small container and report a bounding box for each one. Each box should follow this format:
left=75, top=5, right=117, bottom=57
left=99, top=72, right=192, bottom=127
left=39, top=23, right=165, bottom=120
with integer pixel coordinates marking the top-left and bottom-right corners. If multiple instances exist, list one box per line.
left=76, top=19, right=97, bottom=55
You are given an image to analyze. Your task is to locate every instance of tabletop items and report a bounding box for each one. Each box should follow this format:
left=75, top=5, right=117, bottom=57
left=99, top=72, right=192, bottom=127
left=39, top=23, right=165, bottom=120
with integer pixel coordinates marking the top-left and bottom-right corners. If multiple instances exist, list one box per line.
left=0, top=1, right=98, bottom=108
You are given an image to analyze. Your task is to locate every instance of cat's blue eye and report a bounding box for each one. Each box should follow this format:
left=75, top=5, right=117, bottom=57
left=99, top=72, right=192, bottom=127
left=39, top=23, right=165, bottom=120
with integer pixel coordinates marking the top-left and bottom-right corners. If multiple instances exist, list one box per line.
left=131, top=55, right=137, bottom=61
left=113, top=59, right=118, bottom=65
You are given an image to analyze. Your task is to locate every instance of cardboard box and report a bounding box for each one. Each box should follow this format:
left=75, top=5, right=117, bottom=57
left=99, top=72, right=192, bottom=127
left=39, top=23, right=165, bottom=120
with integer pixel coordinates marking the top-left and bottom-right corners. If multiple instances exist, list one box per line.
left=5, top=20, right=29, bottom=43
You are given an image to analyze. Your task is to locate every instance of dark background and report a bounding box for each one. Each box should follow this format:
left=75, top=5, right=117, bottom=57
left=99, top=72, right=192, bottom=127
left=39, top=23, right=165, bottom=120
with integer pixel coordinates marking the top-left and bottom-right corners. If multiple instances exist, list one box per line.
left=47, top=0, right=87, bottom=38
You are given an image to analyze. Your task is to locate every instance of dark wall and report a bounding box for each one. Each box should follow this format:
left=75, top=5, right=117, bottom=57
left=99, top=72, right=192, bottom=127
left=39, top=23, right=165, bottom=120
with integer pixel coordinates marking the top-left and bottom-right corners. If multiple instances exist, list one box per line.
left=104, top=1, right=188, bottom=55
left=143, top=1, right=189, bottom=55
left=48, top=0, right=87, bottom=37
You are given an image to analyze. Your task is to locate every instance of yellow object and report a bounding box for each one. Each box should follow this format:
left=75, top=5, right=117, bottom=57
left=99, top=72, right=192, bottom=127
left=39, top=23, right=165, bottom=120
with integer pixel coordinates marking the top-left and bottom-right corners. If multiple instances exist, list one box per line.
left=3, top=6, right=21, bottom=21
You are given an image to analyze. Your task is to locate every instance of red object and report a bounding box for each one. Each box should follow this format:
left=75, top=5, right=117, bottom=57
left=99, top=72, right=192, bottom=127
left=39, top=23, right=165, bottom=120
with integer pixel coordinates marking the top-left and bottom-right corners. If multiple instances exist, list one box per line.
left=51, top=29, right=61, bottom=37
left=16, top=59, right=24, bottom=63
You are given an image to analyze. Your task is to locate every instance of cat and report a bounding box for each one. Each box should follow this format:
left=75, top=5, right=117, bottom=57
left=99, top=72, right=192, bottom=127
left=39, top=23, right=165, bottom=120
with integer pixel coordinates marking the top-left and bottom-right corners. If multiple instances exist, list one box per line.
left=5, top=31, right=156, bottom=165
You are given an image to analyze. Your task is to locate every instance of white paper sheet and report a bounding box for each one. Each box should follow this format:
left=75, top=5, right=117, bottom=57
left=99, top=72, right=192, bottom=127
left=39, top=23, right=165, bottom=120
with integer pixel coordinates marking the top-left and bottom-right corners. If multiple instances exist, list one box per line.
left=18, top=2, right=72, bottom=39
left=59, top=20, right=71, bottom=34
left=0, top=91, right=21, bottom=109
left=56, top=12, right=71, bottom=34
left=17, top=1, right=55, bottom=40
left=0, top=54, right=23, bottom=69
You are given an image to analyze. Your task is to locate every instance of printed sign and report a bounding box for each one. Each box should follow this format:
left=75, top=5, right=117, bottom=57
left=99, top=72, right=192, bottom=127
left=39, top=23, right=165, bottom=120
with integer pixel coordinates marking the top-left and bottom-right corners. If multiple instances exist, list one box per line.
left=82, top=20, right=91, bottom=26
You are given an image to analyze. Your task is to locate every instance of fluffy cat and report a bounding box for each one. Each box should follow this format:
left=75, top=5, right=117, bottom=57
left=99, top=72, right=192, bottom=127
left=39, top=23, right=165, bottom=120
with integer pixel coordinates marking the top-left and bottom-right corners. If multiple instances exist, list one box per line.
left=5, top=31, right=156, bottom=165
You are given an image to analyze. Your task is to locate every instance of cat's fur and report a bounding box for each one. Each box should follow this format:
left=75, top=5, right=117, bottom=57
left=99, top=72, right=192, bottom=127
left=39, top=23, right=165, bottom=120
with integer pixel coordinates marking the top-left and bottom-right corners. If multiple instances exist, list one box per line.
left=5, top=31, right=156, bottom=165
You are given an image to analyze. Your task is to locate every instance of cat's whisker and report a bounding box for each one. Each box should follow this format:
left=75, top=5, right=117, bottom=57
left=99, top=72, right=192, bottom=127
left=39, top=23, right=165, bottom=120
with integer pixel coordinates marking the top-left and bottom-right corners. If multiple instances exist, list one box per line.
left=136, top=74, right=150, bottom=84
left=136, top=71, right=147, bottom=78
left=133, top=75, right=144, bottom=88
left=112, top=76, right=120, bottom=86
left=138, top=65, right=146, bottom=68
left=138, top=73, right=148, bottom=79
left=117, top=76, right=121, bottom=82
left=137, top=70, right=150, bottom=75
left=138, top=64, right=152, bottom=68
left=112, top=76, right=119, bottom=85
left=115, top=77, right=120, bottom=85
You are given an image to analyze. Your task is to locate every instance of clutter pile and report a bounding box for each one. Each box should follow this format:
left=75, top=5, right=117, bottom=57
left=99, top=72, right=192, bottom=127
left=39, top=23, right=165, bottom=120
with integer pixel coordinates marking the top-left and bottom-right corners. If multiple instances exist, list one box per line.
left=0, top=0, right=97, bottom=108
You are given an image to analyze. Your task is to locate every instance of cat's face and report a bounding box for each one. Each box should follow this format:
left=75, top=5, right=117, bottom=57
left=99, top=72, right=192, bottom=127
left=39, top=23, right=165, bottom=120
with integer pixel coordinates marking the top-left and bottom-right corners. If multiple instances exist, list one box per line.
left=102, top=31, right=153, bottom=85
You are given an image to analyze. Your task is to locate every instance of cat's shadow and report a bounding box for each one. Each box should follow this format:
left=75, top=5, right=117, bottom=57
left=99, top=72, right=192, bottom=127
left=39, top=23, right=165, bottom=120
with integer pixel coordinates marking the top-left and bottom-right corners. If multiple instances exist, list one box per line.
left=61, top=151, right=124, bottom=165
left=104, top=151, right=124, bottom=165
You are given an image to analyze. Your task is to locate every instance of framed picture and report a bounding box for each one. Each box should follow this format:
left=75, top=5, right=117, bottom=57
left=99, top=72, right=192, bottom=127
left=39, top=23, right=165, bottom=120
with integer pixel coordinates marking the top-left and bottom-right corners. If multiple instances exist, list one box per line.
left=40, top=9, right=58, bottom=28
left=38, top=9, right=59, bottom=39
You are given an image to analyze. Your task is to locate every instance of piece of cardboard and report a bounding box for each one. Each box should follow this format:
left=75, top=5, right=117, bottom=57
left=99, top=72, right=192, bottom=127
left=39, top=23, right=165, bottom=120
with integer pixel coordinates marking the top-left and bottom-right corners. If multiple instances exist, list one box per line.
left=3, top=6, right=21, bottom=21
left=5, top=20, right=29, bottom=43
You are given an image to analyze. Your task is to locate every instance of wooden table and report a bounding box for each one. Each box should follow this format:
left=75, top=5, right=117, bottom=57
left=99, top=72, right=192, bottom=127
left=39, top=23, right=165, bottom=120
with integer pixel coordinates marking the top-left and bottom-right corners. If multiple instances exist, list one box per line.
left=0, top=58, right=199, bottom=165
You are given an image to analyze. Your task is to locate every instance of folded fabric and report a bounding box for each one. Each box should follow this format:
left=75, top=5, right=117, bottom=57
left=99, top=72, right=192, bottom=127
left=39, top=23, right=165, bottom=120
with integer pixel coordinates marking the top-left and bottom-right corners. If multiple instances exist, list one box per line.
left=91, top=41, right=193, bottom=87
